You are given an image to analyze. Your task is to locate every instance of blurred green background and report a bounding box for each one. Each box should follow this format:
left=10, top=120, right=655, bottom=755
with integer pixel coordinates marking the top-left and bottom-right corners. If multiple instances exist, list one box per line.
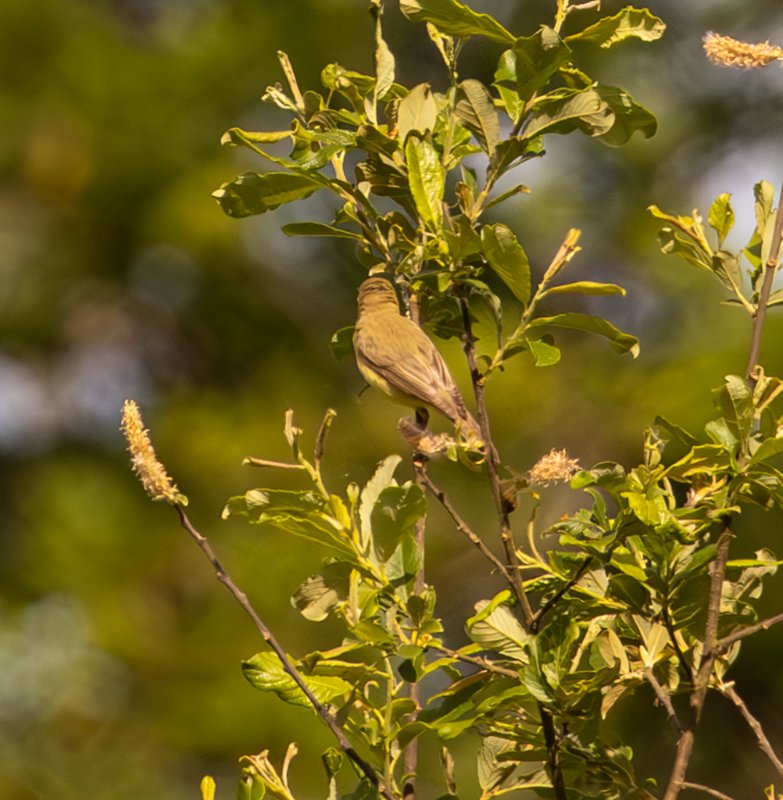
left=2, top=1, right=783, bottom=798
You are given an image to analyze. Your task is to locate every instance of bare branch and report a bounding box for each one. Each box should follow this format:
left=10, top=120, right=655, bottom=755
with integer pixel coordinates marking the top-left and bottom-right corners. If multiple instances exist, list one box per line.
left=715, top=611, right=783, bottom=653
left=681, top=783, right=737, bottom=800
left=414, top=461, right=512, bottom=583
left=173, top=504, right=392, bottom=799
left=663, top=525, right=734, bottom=800
left=722, top=683, right=783, bottom=779
left=646, top=668, right=685, bottom=736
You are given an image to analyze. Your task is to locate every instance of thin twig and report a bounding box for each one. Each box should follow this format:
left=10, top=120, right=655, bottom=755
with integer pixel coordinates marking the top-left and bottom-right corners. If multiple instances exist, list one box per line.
left=722, top=683, right=783, bottom=779
left=173, top=504, right=392, bottom=799
left=402, top=454, right=431, bottom=800
left=531, top=556, right=593, bottom=633
left=646, top=668, right=685, bottom=736
left=456, top=294, right=566, bottom=800
left=662, top=605, right=695, bottom=683
left=746, top=182, right=783, bottom=381
left=715, top=610, right=783, bottom=653
left=429, top=642, right=520, bottom=678
left=681, top=783, right=737, bottom=800
left=457, top=295, right=534, bottom=627
left=663, top=525, right=733, bottom=800
left=414, top=461, right=513, bottom=583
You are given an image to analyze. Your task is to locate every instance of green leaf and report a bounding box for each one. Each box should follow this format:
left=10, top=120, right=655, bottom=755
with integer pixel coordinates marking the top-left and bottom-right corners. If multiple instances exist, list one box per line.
left=528, top=313, right=640, bottom=357
left=495, top=27, right=571, bottom=106
left=372, top=483, right=427, bottom=558
left=481, top=223, right=531, bottom=304
left=665, top=444, right=733, bottom=481
left=708, top=193, right=735, bottom=247
left=542, top=281, right=626, bottom=298
left=213, top=172, right=324, bottom=218
left=754, top=180, right=776, bottom=266
left=653, top=415, right=699, bottom=448
left=526, top=336, right=561, bottom=366
left=399, top=0, right=516, bottom=45
left=593, top=84, right=658, bottom=147
left=223, top=489, right=351, bottom=553
left=221, top=127, right=292, bottom=146
left=525, top=88, right=614, bottom=139
left=359, top=455, right=402, bottom=553
left=713, top=374, right=753, bottom=443
left=405, top=135, right=445, bottom=231
left=373, top=13, right=396, bottom=101
left=397, top=83, right=439, bottom=141
left=749, top=436, right=783, bottom=465
left=455, top=79, right=500, bottom=154
left=242, top=652, right=352, bottom=707
left=565, top=7, right=665, bottom=48
left=282, top=221, right=363, bottom=239
left=466, top=591, right=529, bottom=661
left=291, top=561, right=353, bottom=621
left=330, top=325, right=355, bottom=361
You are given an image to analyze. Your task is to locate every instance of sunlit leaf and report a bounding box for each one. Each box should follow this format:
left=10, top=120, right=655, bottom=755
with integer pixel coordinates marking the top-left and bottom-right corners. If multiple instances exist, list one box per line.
left=565, top=7, right=665, bottom=48
left=495, top=27, right=571, bottom=106
left=405, top=135, right=445, bottom=231
left=528, top=313, right=639, bottom=357
left=466, top=591, right=529, bottom=661
left=213, top=172, right=324, bottom=218
left=525, top=88, right=614, bottom=139
left=481, top=223, right=531, bottom=304
left=455, top=79, right=499, bottom=153
left=242, top=652, right=352, bottom=706
left=397, top=83, right=439, bottom=141
left=708, top=193, right=735, bottom=247
left=400, top=0, right=516, bottom=45
left=542, top=281, right=626, bottom=298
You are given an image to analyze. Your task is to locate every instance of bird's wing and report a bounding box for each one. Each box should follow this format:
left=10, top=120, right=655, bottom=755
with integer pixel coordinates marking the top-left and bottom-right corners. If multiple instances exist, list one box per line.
left=356, top=318, right=468, bottom=421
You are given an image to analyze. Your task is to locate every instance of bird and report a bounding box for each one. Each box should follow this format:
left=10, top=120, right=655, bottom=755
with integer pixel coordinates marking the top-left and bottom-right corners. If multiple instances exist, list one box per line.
left=353, top=276, right=483, bottom=444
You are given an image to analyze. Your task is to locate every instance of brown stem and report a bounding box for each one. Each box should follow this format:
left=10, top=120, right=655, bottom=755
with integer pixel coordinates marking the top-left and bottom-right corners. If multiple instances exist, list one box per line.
left=173, top=504, right=392, bottom=799
left=456, top=295, right=565, bottom=799
left=722, top=684, right=783, bottom=779
left=746, top=182, right=783, bottom=381
left=645, top=668, right=685, bottom=736
left=402, top=455, right=430, bottom=800
left=715, top=610, right=783, bottom=653
left=662, top=526, right=733, bottom=800
left=681, top=783, right=737, bottom=800
left=414, top=462, right=513, bottom=584
left=457, top=296, right=534, bottom=628
left=531, top=556, right=593, bottom=633
left=428, top=643, right=520, bottom=678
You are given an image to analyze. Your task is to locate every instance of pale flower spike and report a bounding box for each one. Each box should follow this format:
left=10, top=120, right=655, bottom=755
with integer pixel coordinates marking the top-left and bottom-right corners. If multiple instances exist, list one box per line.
left=528, top=448, right=581, bottom=487
left=703, top=32, right=783, bottom=69
left=121, top=399, right=187, bottom=505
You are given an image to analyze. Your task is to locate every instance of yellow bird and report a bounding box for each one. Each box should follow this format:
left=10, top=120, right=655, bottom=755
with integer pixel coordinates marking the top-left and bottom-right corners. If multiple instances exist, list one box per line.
left=353, top=277, right=482, bottom=443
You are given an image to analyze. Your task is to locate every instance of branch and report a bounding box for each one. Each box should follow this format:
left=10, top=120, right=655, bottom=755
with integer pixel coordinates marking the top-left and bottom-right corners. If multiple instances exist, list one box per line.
left=681, top=783, right=738, bottom=800
left=531, top=556, right=593, bottom=633
left=413, top=461, right=513, bottom=584
left=746, top=181, right=783, bottom=381
left=646, top=668, right=685, bottom=736
left=457, top=295, right=534, bottom=628
left=173, top=504, right=393, bottom=799
left=663, top=525, right=734, bottom=800
left=722, top=683, right=783, bottom=779
left=457, top=295, right=563, bottom=800
left=429, top=642, right=520, bottom=678
left=715, top=610, right=783, bottom=653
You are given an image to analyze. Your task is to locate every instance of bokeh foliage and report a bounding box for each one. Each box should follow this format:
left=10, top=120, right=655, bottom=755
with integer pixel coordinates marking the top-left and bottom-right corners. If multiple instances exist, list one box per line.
left=3, top=1, right=783, bottom=799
